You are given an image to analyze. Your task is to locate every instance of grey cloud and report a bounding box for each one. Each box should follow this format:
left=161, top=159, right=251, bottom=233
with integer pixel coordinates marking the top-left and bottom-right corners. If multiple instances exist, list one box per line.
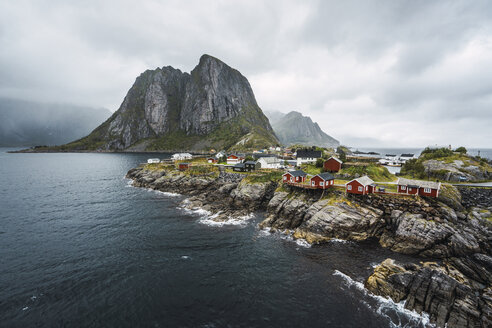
left=0, top=0, right=491, bottom=147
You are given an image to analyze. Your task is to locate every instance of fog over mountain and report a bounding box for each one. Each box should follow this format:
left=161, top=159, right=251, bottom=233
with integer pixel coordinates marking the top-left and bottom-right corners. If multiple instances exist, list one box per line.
left=0, top=98, right=111, bottom=146
left=1, top=1, right=491, bottom=147
left=265, top=110, right=339, bottom=148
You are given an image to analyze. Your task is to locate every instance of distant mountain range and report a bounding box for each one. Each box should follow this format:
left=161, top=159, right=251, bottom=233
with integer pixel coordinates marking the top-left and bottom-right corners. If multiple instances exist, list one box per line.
left=46, top=54, right=278, bottom=152
left=265, top=110, right=340, bottom=148
left=0, top=98, right=111, bottom=147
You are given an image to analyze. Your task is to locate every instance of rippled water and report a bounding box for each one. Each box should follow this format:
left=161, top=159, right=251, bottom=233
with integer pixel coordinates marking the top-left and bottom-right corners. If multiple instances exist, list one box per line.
left=0, top=149, right=431, bottom=327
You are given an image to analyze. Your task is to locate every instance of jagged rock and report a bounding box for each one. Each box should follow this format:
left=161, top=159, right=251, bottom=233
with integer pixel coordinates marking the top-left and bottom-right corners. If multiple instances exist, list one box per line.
left=57, top=55, right=278, bottom=151
left=366, top=258, right=492, bottom=327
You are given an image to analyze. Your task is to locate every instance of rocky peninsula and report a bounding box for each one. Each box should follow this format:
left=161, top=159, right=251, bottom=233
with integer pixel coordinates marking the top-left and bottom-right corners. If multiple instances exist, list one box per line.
left=127, top=163, right=492, bottom=327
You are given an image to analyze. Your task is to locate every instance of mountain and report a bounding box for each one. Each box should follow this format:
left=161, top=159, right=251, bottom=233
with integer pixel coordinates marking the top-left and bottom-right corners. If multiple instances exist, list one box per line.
left=0, top=98, right=111, bottom=147
left=265, top=111, right=340, bottom=148
left=54, top=55, right=278, bottom=152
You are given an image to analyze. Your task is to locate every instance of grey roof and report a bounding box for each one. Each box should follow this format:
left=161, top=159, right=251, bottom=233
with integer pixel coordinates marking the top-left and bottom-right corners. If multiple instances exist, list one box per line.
left=285, top=170, right=307, bottom=177
left=233, top=163, right=245, bottom=168
left=258, top=156, right=280, bottom=164
left=254, top=153, right=277, bottom=159
left=316, top=172, right=335, bottom=180
left=296, top=150, right=322, bottom=158
left=244, top=161, right=257, bottom=165
left=347, top=176, right=375, bottom=187
left=397, top=178, right=441, bottom=190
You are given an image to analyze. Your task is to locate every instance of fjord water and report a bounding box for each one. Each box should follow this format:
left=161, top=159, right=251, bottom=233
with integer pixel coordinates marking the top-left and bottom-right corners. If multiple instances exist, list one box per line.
left=0, top=149, right=428, bottom=327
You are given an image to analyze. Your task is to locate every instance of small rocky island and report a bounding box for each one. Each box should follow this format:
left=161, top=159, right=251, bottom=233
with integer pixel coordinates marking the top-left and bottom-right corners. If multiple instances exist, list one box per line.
left=127, top=161, right=492, bottom=328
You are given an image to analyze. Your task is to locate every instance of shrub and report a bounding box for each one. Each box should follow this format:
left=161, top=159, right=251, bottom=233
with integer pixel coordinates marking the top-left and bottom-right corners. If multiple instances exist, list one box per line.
left=454, top=146, right=467, bottom=154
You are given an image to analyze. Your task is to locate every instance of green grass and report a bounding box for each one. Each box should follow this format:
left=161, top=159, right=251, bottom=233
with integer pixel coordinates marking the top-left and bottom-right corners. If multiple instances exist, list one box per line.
left=244, top=170, right=283, bottom=183
left=339, top=164, right=396, bottom=182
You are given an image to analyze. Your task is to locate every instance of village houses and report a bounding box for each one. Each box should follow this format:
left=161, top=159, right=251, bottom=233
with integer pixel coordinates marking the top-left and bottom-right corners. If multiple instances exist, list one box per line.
left=296, top=150, right=322, bottom=166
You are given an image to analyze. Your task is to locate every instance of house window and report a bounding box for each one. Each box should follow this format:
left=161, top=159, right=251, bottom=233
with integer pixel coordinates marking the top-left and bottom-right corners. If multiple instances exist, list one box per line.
left=320, top=182, right=324, bottom=186
left=347, top=185, right=352, bottom=190
left=312, top=181, right=315, bottom=186
left=283, top=176, right=287, bottom=181
left=358, top=186, right=363, bottom=192
left=290, top=177, right=293, bottom=182
left=424, top=188, right=431, bottom=193
left=401, top=186, right=406, bottom=190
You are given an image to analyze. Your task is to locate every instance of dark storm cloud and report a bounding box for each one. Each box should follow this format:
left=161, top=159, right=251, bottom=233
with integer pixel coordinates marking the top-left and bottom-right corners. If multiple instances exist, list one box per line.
left=0, top=0, right=491, bottom=147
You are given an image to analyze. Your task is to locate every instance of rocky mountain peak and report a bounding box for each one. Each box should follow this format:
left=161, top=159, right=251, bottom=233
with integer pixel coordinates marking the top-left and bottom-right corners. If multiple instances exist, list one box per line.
left=58, top=55, right=278, bottom=151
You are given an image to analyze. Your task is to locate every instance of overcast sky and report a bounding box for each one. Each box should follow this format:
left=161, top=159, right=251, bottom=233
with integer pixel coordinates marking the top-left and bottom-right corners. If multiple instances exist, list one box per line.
left=1, top=0, right=492, bottom=148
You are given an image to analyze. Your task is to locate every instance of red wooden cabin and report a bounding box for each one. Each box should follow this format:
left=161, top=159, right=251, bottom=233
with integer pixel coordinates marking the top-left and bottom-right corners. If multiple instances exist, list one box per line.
left=397, top=178, right=441, bottom=197
left=346, top=176, right=376, bottom=195
left=310, top=172, right=335, bottom=189
left=207, top=158, right=217, bottom=164
left=283, top=170, right=307, bottom=183
left=324, top=157, right=343, bottom=172
left=178, top=163, right=190, bottom=171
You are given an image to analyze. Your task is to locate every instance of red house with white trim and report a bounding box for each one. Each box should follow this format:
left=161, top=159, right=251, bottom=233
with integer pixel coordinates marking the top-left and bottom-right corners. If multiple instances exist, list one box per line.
left=207, top=157, right=218, bottom=164
left=310, top=172, right=335, bottom=189
left=283, top=170, right=307, bottom=183
left=227, top=154, right=244, bottom=165
left=324, top=157, right=343, bottom=172
left=397, top=178, right=441, bottom=197
left=346, top=176, right=376, bottom=195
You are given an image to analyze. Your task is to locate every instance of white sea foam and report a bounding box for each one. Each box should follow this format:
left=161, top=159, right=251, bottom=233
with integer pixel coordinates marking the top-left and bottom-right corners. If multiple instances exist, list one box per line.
left=295, top=238, right=312, bottom=248
left=181, top=255, right=191, bottom=259
left=328, top=238, right=351, bottom=244
left=125, top=179, right=134, bottom=187
left=146, top=188, right=180, bottom=197
left=22, top=307, right=29, bottom=311
left=256, top=227, right=312, bottom=248
left=333, top=270, right=434, bottom=327
left=199, top=212, right=254, bottom=227
left=178, top=200, right=254, bottom=227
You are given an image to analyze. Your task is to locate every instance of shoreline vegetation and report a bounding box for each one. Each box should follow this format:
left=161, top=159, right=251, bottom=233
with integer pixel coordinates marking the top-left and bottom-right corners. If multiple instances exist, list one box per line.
left=127, top=158, right=492, bottom=327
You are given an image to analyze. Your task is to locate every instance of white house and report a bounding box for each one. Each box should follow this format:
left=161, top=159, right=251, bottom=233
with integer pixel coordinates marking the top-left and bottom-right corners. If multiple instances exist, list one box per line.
left=147, top=158, right=160, bottom=164
left=215, top=150, right=226, bottom=159
left=257, top=156, right=282, bottom=169
left=296, top=150, right=322, bottom=166
left=171, top=153, right=193, bottom=161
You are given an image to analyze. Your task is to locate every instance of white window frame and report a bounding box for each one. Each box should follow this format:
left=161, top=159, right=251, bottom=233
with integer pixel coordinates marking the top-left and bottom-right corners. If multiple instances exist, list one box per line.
left=347, top=185, right=352, bottom=190
left=358, top=186, right=363, bottom=192
left=312, top=180, right=315, bottom=186
left=424, top=188, right=431, bottom=193
left=401, top=186, right=406, bottom=190
left=320, top=181, right=324, bottom=186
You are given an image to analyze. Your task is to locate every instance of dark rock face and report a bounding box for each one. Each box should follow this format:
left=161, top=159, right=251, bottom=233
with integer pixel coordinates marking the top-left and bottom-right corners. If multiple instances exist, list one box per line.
left=65, top=55, right=278, bottom=151
left=366, top=259, right=492, bottom=328
left=458, top=187, right=492, bottom=208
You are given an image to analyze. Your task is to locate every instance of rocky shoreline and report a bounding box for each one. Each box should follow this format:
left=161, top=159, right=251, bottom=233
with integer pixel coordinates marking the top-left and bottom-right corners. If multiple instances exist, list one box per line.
left=126, top=165, right=492, bottom=327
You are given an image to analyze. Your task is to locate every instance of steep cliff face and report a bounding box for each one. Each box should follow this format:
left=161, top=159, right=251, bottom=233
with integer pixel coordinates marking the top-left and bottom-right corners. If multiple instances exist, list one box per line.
left=61, top=55, right=278, bottom=151
left=266, top=111, right=339, bottom=148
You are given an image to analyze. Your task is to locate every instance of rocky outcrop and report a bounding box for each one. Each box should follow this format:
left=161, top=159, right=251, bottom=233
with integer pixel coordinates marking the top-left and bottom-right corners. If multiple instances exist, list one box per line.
left=260, top=191, right=491, bottom=258
left=365, top=258, right=492, bottom=328
left=266, top=110, right=339, bottom=148
left=458, top=187, right=492, bottom=208
left=423, top=159, right=491, bottom=182
left=126, top=165, right=277, bottom=222
left=58, top=55, right=278, bottom=152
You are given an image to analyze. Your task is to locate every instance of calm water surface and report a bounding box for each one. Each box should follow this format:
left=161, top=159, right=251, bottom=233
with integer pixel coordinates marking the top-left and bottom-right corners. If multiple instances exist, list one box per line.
left=0, top=149, right=429, bottom=327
